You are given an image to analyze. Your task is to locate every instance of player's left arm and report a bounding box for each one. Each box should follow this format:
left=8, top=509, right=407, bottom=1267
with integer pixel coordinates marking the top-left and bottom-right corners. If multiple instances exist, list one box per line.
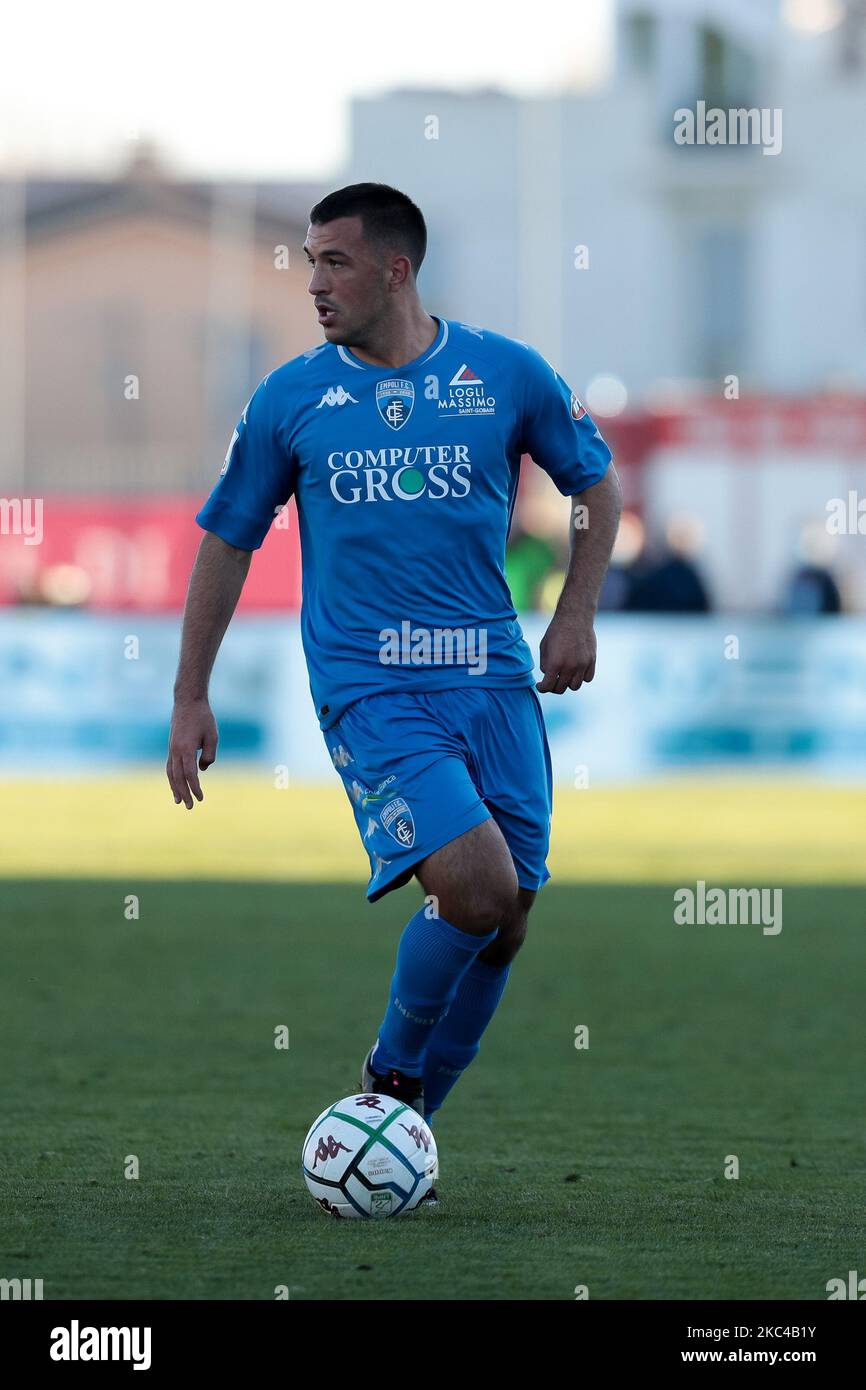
left=536, top=464, right=622, bottom=694
left=516, top=342, right=623, bottom=694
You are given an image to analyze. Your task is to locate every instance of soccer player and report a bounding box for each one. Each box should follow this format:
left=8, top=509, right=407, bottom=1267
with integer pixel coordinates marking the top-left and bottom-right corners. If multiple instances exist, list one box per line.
left=167, top=182, right=622, bottom=1140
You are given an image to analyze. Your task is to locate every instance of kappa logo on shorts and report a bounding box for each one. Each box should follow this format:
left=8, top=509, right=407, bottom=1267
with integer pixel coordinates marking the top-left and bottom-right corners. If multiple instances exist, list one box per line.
left=372, top=850, right=392, bottom=878
left=331, top=743, right=353, bottom=769
left=380, top=796, right=416, bottom=848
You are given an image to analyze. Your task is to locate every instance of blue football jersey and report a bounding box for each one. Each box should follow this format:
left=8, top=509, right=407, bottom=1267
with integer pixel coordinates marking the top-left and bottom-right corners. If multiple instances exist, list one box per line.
left=195, top=316, right=612, bottom=729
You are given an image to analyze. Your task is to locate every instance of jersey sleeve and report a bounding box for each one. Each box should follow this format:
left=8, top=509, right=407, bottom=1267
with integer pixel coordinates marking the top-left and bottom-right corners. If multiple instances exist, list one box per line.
left=516, top=344, right=612, bottom=495
left=195, top=373, right=297, bottom=550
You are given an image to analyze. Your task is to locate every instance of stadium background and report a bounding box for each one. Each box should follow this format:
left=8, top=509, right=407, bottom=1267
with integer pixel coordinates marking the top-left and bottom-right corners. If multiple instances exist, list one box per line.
left=1, top=0, right=864, bottom=1301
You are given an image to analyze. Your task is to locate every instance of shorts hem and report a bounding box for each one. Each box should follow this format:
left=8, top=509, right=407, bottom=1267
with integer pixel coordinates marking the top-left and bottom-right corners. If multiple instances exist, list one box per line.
left=516, top=867, right=551, bottom=894
left=365, top=801, right=493, bottom=903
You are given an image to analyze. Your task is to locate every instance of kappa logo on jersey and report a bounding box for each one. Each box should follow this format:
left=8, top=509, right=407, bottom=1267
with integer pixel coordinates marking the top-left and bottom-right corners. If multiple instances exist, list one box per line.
left=380, top=796, right=416, bottom=848
left=220, top=428, right=237, bottom=476
left=317, top=385, right=359, bottom=409
left=570, top=391, right=587, bottom=421
left=220, top=389, right=257, bottom=475
left=376, top=378, right=415, bottom=431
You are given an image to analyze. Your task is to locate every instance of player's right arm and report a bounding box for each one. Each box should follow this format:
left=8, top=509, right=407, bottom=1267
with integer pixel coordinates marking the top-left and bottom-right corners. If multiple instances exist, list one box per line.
left=167, top=533, right=252, bottom=809
left=167, top=368, right=296, bottom=809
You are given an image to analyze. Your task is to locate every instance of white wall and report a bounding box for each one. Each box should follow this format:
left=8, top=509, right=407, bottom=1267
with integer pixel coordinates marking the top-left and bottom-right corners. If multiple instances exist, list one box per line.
left=340, top=2, right=866, bottom=399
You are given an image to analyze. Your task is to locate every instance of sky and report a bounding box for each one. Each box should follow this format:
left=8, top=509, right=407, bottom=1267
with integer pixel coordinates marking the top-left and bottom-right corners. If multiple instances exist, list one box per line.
left=0, top=0, right=613, bottom=179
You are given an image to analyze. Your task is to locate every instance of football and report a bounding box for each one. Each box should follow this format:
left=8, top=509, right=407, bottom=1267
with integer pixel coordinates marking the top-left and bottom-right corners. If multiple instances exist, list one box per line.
left=301, top=1093, right=438, bottom=1218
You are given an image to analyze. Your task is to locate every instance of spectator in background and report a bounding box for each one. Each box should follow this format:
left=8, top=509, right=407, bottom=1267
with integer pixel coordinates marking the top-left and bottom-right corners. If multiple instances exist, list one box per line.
left=598, top=511, right=645, bottom=610
left=505, top=523, right=557, bottom=611
left=781, top=522, right=842, bottom=615
left=505, top=472, right=568, bottom=611
left=626, top=515, right=712, bottom=613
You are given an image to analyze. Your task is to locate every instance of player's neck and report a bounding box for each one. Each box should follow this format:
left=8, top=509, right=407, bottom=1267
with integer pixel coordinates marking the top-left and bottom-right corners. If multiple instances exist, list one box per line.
left=346, top=309, right=439, bottom=369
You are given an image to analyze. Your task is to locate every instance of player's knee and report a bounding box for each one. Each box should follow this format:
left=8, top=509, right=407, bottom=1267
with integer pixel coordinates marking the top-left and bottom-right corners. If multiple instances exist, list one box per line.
left=476, top=888, right=518, bottom=935
left=479, top=909, right=528, bottom=967
left=445, top=866, right=519, bottom=936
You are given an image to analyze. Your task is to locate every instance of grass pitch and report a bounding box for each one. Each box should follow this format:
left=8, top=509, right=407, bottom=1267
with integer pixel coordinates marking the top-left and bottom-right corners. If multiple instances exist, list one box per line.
left=2, top=872, right=863, bottom=1300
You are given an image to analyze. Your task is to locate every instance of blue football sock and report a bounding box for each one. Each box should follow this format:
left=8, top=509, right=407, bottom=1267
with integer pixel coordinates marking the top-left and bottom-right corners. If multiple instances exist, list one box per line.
left=372, top=907, right=498, bottom=1077
left=422, top=957, right=511, bottom=1121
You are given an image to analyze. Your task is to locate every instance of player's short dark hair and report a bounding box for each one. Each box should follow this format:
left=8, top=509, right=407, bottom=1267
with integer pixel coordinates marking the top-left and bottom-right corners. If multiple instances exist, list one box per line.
left=309, top=182, right=427, bottom=277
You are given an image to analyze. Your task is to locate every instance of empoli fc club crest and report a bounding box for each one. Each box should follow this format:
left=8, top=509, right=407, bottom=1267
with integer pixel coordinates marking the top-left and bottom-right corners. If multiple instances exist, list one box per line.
left=381, top=796, right=416, bottom=848
left=376, top=378, right=415, bottom=431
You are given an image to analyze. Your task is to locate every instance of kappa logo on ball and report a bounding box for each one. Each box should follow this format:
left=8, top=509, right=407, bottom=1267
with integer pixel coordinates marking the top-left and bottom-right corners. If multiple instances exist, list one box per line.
left=399, top=1121, right=434, bottom=1151
left=570, top=391, right=586, bottom=421
left=376, top=378, right=415, bottom=431
left=355, top=1094, right=387, bottom=1113
left=380, top=796, right=416, bottom=848
left=311, top=1134, right=352, bottom=1168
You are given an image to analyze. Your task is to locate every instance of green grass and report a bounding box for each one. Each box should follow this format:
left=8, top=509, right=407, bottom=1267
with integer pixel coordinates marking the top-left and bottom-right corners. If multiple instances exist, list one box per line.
left=1, top=881, right=863, bottom=1300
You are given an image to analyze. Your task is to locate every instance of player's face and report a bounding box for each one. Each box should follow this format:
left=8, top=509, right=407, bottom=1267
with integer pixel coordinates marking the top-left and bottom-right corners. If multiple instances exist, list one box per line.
left=303, top=217, right=389, bottom=345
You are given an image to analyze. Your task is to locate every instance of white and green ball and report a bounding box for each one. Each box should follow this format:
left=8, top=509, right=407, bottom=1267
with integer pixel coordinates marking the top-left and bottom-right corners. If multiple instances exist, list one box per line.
left=301, top=1093, right=438, bottom=1219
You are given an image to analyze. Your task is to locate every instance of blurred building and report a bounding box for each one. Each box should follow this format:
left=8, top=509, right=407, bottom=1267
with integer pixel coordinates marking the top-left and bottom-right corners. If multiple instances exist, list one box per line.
left=343, top=0, right=866, bottom=397
left=3, top=0, right=866, bottom=613
left=0, top=144, right=326, bottom=494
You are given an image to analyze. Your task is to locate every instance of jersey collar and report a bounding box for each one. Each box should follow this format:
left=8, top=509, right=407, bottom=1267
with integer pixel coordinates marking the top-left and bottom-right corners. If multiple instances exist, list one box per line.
left=336, top=316, right=448, bottom=373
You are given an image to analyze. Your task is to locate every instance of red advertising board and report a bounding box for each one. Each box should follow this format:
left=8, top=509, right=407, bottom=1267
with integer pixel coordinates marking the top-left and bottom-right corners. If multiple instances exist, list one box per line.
left=0, top=496, right=302, bottom=611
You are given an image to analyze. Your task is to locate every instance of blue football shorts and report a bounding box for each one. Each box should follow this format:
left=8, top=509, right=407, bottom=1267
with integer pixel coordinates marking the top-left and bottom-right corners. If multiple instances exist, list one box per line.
left=323, top=685, right=553, bottom=903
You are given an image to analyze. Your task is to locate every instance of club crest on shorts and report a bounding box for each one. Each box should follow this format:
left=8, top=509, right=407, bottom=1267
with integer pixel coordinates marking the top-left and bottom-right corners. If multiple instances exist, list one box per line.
left=570, top=391, right=586, bottom=421
left=376, top=379, right=414, bottom=431
left=380, top=796, right=416, bottom=848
